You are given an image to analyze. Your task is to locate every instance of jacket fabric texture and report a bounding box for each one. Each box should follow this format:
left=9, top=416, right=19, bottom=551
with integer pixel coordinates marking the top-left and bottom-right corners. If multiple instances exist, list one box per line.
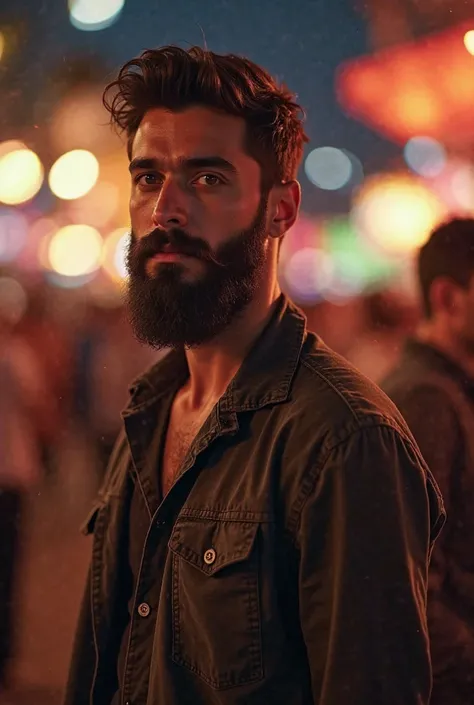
left=65, top=297, right=445, bottom=705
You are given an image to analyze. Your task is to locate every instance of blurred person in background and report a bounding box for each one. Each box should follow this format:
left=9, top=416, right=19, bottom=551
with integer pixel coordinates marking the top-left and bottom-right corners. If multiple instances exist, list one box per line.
left=80, top=303, right=159, bottom=478
left=382, top=218, right=474, bottom=705
left=16, top=286, right=73, bottom=483
left=0, top=279, right=47, bottom=695
left=346, top=290, right=417, bottom=383
left=65, top=46, right=444, bottom=705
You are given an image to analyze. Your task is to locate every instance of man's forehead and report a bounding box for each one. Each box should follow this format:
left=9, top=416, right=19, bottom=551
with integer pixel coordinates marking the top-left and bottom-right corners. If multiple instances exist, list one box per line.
left=133, top=106, right=246, bottom=158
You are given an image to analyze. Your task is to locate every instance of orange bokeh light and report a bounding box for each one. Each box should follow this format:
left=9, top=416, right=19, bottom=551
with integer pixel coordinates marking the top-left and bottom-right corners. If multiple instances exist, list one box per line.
left=337, top=22, right=474, bottom=146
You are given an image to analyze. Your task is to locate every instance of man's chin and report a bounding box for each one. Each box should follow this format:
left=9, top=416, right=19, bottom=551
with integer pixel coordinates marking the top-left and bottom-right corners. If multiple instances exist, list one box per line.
left=146, top=257, right=206, bottom=282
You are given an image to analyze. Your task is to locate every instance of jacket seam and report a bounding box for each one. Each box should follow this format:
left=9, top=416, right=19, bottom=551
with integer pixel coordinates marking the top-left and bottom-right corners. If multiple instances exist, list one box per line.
left=287, top=421, right=426, bottom=544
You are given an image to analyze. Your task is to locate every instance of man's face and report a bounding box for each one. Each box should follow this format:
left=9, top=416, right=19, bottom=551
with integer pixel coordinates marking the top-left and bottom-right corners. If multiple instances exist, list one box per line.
left=126, top=106, right=272, bottom=349
left=450, top=275, right=474, bottom=356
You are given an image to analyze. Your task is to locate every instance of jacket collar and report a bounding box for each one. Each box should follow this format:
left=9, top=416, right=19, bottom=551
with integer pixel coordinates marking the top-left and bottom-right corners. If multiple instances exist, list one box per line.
left=124, top=294, right=306, bottom=415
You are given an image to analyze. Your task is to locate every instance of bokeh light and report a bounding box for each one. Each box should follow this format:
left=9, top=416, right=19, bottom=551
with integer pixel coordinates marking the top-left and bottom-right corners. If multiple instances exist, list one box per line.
left=49, top=150, right=99, bottom=200
left=47, top=224, right=103, bottom=277
left=0, top=140, right=26, bottom=158
left=352, top=175, right=445, bottom=254
left=324, top=217, right=398, bottom=293
left=404, top=136, right=446, bottom=178
left=450, top=163, right=474, bottom=212
left=304, top=147, right=357, bottom=191
left=102, top=227, right=130, bottom=281
left=464, top=30, right=474, bottom=56
left=50, top=88, right=119, bottom=156
left=69, top=0, right=125, bottom=31
left=0, top=31, right=5, bottom=62
left=283, top=247, right=334, bottom=303
left=0, top=277, right=28, bottom=325
left=45, top=271, right=99, bottom=289
left=0, top=148, right=44, bottom=205
left=0, top=209, right=28, bottom=262
left=66, top=181, right=119, bottom=227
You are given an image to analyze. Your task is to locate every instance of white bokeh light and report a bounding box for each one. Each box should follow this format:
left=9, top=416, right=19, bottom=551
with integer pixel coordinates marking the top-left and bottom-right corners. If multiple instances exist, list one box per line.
left=305, top=147, right=358, bottom=191
left=404, top=137, right=446, bottom=178
left=114, top=232, right=129, bottom=279
left=69, top=0, right=125, bottom=31
left=284, top=247, right=334, bottom=303
left=102, top=227, right=130, bottom=281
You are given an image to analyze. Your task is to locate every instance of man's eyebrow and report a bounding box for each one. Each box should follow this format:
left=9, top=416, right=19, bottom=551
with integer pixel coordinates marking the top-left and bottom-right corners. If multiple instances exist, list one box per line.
left=128, top=156, right=238, bottom=174
left=128, top=158, right=155, bottom=173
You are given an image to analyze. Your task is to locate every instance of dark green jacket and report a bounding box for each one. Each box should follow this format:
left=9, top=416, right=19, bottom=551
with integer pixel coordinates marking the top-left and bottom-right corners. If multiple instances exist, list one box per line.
left=382, top=339, right=474, bottom=705
left=65, top=297, right=445, bottom=705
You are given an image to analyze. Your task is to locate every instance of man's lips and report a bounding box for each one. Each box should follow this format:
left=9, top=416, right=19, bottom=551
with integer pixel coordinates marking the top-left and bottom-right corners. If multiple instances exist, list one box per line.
left=149, top=252, right=190, bottom=262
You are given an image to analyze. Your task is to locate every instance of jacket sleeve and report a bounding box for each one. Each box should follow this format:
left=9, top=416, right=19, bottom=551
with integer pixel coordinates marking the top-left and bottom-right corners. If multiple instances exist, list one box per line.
left=297, top=423, right=443, bottom=705
left=391, top=387, right=474, bottom=678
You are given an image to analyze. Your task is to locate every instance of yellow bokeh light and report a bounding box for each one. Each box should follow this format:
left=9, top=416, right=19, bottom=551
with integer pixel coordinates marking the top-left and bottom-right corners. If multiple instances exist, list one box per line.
left=48, top=224, right=103, bottom=276
left=464, top=30, right=474, bottom=56
left=102, top=227, right=130, bottom=281
left=352, top=176, right=445, bottom=255
left=0, top=140, right=26, bottom=159
left=0, top=148, right=44, bottom=205
left=49, top=149, right=99, bottom=200
left=0, top=32, right=5, bottom=62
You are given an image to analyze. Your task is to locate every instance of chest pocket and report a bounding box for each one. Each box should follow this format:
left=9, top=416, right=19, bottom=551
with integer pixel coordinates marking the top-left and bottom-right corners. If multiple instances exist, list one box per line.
left=168, top=516, right=263, bottom=690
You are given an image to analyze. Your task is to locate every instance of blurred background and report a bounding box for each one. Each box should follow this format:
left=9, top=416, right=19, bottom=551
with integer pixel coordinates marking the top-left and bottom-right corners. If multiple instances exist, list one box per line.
left=1, top=0, right=474, bottom=702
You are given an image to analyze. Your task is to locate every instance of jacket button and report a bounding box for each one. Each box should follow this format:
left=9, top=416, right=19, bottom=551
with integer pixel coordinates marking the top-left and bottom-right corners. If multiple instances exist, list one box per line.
left=204, top=548, right=216, bottom=565
left=137, top=602, right=151, bottom=618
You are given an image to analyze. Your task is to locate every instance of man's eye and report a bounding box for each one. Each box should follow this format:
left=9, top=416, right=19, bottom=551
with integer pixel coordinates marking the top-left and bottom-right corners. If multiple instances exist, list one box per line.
left=136, top=173, right=160, bottom=186
left=195, top=174, right=222, bottom=187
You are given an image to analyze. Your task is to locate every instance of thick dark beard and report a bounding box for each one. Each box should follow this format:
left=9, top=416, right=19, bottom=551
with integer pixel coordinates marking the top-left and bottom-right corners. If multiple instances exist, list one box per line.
left=125, top=196, right=269, bottom=349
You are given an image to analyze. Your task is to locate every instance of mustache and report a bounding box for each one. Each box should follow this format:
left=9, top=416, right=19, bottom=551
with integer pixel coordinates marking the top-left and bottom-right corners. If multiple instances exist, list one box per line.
left=129, top=228, right=224, bottom=268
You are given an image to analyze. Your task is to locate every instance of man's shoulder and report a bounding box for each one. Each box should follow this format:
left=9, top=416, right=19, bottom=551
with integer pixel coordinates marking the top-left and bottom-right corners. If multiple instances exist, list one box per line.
left=290, top=332, right=409, bottom=442
left=381, top=355, right=460, bottom=412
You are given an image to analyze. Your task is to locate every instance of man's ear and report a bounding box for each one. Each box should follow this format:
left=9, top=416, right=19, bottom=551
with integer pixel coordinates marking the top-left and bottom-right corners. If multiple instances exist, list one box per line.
left=431, top=277, right=465, bottom=315
left=268, top=180, right=301, bottom=240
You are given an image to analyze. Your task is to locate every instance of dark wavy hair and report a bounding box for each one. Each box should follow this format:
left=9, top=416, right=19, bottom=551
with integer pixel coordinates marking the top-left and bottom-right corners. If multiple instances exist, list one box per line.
left=419, top=217, right=474, bottom=318
left=103, top=45, right=308, bottom=190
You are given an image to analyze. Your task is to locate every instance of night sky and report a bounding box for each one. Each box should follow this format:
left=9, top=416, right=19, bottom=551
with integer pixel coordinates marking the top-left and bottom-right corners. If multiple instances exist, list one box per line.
left=4, top=0, right=401, bottom=215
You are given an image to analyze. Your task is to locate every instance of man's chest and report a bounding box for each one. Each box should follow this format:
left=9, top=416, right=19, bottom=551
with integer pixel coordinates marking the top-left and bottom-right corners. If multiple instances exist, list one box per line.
left=161, top=406, right=214, bottom=497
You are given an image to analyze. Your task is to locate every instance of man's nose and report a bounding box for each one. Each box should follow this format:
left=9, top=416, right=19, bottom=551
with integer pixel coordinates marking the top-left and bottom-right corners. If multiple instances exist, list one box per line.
left=151, top=180, right=188, bottom=230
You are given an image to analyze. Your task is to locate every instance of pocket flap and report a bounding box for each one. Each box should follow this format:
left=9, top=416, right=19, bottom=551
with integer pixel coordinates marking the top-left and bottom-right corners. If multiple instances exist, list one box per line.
left=168, top=518, right=259, bottom=575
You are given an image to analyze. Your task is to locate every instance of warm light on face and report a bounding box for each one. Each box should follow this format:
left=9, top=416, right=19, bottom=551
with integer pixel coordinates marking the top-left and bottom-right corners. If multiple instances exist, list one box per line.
left=0, top=148, right=44, bottom=205
left=49, top=149, right=99, bottom=200
left=48, top=224, right=103, bottom=276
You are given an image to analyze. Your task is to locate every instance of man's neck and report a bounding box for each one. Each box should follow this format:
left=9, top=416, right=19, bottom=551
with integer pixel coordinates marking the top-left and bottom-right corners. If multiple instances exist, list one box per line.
left=415, top=324, right=474, bottom=379
left=181, top=282, right=282, bottom=410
